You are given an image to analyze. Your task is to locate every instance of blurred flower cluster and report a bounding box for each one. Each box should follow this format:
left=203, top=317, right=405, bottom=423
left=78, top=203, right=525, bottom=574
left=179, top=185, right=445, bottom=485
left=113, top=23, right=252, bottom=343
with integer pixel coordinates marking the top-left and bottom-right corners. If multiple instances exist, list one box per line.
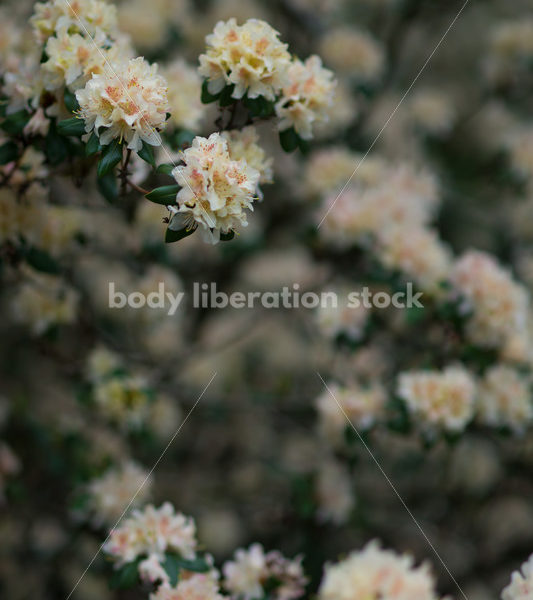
left=1, top=1, right=533, bottom=600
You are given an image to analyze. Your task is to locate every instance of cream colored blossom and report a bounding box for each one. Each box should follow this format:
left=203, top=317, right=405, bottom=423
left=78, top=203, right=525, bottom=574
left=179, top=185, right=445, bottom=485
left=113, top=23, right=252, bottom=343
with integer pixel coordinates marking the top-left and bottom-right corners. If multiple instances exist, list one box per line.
left=86, top=346, right=122, bottom=382
left=507, top=127, right=533, bottom=180
left=478, top=366, right=533, bottom=434
left=315, top=458, right=355, bottom=525
left=12, top=269, right=79, bottom=335
left=375, top=226, right=452, bottom=294
left=276, top=56, right=336, bottom=140
left=221, top=126, right=273, bottom=185
left=408, top=90, right=455, bottom=136
left=93, top=375, right=151, bottom=428
left=76, top=57, right=169, bottom=151
left=198, top=18, right=291, bottom=100
left=502, top=554, right=533, bottom=600
left=318, top=540, right=442, bottom=600
left=318, top=162, right=439, bottom=248
left=103, top=502, right=197, bottom=566
left=398, top=366, right=476, bottom=433
left=316, top=381, right=386, bottom=443
left=151, top=574, right=225, bottom=600
left=450, top=250, right=529, bottom=348
left=163, top=59, right=205, bottom=131
left=319, top=28, right=384, bottom=80
left=315, top=286, right=370, bottom=341
left=42, top=26, right=132, bottom=92
left=31, top=0, right=118, bottom=42
left=86, top=462, right=151, bottom=525
left=170, top=133, right=260, bottom=243
left=223, top=544, right=306, bottom=600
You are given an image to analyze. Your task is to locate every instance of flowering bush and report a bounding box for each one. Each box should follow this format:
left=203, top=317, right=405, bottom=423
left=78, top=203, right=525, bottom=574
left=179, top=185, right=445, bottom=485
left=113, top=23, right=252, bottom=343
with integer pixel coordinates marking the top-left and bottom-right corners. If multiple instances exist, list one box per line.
left=2, top=1, right=533, bottom=600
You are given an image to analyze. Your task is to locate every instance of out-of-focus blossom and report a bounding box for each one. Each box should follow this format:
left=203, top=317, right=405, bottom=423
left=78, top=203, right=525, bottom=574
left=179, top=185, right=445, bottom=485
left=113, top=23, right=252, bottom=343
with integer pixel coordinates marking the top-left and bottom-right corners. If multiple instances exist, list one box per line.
left=477, top=366, right=533, bottom=434
left=164, top=59, right=206, bottom=131
left=398, top=366, right=476, bottom=433
left=275, top=56, right=336, bottom=140
left=319, top=540, right=442, bottom=600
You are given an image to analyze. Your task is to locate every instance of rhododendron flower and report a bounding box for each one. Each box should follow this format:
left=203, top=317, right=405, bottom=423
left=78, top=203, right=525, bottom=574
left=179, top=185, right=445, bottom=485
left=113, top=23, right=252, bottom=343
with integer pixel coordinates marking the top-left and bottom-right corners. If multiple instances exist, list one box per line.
left=76, top=57, right=169, bottom=151
left=170, top=133, right=260, bottom=244
left=276, top=56, right=336, bottom=140
left=198, top=18, right=291, bottom=100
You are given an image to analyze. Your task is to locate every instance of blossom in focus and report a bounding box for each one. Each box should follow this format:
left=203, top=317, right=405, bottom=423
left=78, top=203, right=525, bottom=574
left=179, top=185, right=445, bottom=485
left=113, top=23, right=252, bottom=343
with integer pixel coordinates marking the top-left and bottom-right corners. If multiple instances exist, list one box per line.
left=275, top=56, right=336, bottom=140
left=318, top=540, right=442, bottom=600
left=398, top=366, right=476, bottom=433
left=221, top=126, right=273, bottom=185
left=198, top=18, right=291, bottom=100
left=151, top=574, right=225, bottom=600
left=103, top=502, right=197, bottom=565
left=170, top=133, right=260, bottom=243
left=163, top=58, right=206, bottom=131
left=502, top=554, right=533, bottom=600
left=76, top=57, right=169, bottom=151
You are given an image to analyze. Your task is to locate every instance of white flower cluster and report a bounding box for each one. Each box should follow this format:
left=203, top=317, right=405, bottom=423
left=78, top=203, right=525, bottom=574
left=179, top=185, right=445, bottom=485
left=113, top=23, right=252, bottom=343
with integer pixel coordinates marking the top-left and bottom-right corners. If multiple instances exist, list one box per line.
left=86, top=462, right=151, bottom=525
left=199, top=18, right=291, bottom=101
left=316, top=381, right=386, bottom=443
left=151, top=573, right=224, bottom=600
left=275, top=56, right=336, bottom=140
left=103, top=502, right=197, bottom=573
left=170, top=133, right=260, bottom=243
left=318, top=540, right=443, bottom=600
left=163, top=59, right=206, bottom=132
left=199, top=18, right=336, bottom=140
left=76, top=57, right=169, bottom=151
left=223, top=543, right=307, bottom=600
left=502, top=554, right=533, bottom=600
left=450, top=250, right=529, bottom=349
left=398, top=366, right=476, bottom=433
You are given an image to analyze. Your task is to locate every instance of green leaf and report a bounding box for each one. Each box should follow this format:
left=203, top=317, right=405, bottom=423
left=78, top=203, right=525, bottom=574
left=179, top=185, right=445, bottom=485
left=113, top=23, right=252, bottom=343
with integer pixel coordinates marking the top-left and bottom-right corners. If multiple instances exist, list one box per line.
left=220, top=230, right=235, bottom=241
left=85, top=132, right=101, bottom=157
left=138, top=141, right=156, bottom=167
left=201, top=79, right=221, bottom=103
left=45, top=123, right=69, bottom=165
left=156, top=163, right=174, bottom=176
left=97, top=170, right=118, bottom=203
left=218, top=84, right=236, bottom=107
left=173, top=129, right=195, bottom=149
left=145, top=184, right=180, bottom=205
left=162, top=553, right=181, bottom=586
left=1, top=110, right=30, bottom=136
left=177, top=556, right=211, bottom=573
left=0, top=141, right=18, bottom=165
left=165, top=225, right=196, bottom=243
left=109, top=560, right=141, bottom=590
left=64, top=88, right=79, bottom=113
left=244, top=95, right=275, bottom=118
left=25, top=246, right=61, bottom=274
left=97, top=138, right=122, bottom=177
left=279, top=127, right=300, bottom=153
left=57, top=117, right=85, bottom=137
